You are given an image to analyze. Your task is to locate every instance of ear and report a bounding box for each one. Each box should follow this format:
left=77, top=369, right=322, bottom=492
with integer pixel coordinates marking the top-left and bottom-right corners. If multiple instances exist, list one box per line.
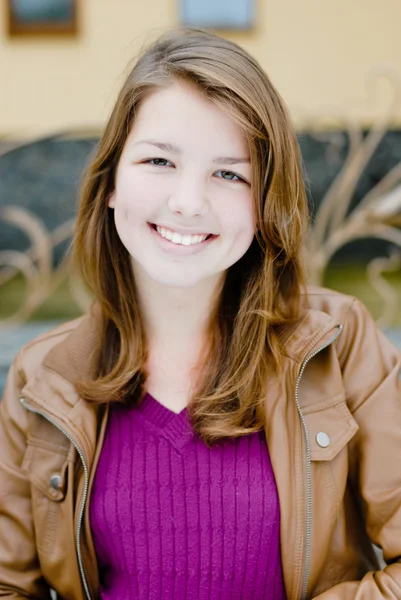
left=107, top=192, right=116, bottom=208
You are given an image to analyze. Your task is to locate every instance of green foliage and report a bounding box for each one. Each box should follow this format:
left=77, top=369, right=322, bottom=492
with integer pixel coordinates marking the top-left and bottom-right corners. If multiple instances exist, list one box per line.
left=0, top=275, right=83, bottom=321
left=324, top=264, right=401, bottom=326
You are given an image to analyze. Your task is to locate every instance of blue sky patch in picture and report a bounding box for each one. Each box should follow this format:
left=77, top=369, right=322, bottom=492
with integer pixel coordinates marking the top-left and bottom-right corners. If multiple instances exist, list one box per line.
left=11, top=0, right=74, bottom=23
left=180, top=0, right=254, bottom=30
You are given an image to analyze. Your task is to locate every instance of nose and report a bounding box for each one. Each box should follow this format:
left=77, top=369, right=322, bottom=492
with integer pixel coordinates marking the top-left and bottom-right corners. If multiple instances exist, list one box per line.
left=167, top=171, right=210, bottom=218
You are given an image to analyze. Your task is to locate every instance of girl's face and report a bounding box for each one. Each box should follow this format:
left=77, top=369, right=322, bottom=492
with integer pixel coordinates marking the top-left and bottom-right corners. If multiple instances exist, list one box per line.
left=109, top=81, right=256, bottom=289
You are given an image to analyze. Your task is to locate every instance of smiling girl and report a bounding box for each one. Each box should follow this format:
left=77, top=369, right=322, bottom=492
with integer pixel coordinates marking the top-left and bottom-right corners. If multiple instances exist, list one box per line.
left=1, top=27, right=401, bottom=600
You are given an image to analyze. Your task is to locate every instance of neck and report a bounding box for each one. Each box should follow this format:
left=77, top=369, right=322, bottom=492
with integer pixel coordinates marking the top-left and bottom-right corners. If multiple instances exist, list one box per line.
left=134, top=267, right=224, bottom=356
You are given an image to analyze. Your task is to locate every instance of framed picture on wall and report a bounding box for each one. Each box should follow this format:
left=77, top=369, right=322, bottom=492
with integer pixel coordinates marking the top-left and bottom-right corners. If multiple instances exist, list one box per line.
left=7, top=0, right=78, bottom=37
left=180, top=0, right=254, bottom=30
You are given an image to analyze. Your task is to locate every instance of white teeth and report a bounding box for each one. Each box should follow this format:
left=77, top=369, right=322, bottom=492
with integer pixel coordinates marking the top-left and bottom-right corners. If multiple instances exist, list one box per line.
left=156, top=225, right=208, bottom=245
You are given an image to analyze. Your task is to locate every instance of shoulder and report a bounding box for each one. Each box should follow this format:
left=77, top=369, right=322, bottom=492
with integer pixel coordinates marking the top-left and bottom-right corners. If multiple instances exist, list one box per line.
left=303, top=285, right=401, bottom=361
left=0, top=315, right=90, bottom=435
left=303, top=283, right=394, bottom=334
left=12, top=314, right=90, bottom=384
left=303, top=285, right=358, bottom=323
left=305, top=285, right=401, bottom=371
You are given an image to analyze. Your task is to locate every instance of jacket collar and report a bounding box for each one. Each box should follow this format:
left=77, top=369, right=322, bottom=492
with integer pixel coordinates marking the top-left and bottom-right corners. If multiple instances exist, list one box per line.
left=41, top=300, right=339, bottom=388
left=21, top=299, right=340, bottom=447
left=43, top=303, right=103, bottom=388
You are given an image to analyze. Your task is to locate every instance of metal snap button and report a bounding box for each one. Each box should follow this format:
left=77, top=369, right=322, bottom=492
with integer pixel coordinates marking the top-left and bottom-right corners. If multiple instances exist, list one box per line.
left=316, top=432, right=330, bottom=448
left=50, top=474, right=62, bottom=491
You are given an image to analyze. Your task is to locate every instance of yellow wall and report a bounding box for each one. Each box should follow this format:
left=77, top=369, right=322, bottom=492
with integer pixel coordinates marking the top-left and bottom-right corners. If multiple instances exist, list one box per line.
left=1, top=0, right=401, bottom=138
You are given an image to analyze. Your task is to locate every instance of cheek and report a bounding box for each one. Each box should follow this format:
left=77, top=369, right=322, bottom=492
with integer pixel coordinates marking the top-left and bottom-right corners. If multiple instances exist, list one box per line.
left=243, top=192, right=257, bottom=235
left=117, top=170, right=168, bottom=209
left=221, top=191, right=255, bottom=237
left=112, top=172, right=168, bottom=240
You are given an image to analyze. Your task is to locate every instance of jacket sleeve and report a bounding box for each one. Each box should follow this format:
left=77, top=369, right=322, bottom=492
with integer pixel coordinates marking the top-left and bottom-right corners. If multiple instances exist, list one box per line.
left=315, top=298, right=401, bottom=600
left=0, top=352, right=52, bottom=599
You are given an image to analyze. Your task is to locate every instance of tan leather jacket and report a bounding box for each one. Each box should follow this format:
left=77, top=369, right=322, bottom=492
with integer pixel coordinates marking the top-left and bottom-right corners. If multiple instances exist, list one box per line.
left=1, top=287, right=401, bottom=600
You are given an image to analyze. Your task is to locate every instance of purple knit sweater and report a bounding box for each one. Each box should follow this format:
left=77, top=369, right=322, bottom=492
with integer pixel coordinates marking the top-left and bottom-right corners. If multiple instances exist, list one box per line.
left=89, top=392, right=287, bottom=599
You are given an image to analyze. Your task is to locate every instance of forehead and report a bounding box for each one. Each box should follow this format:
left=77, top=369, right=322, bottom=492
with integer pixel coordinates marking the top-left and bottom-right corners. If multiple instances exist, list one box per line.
left=126, top=82, right=249, bottom=154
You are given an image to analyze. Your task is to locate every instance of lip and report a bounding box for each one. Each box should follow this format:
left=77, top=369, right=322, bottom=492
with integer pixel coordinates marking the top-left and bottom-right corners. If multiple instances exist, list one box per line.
left=154, top=223, right=216, bottom=236
left=148, top=222, right=218, bottom=255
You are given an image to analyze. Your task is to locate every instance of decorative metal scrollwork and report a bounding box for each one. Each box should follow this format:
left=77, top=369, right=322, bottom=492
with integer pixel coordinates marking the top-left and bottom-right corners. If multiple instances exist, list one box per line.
left=302, top=65, right=401, bottom=326
left=0, top=204, right=91, bottom=327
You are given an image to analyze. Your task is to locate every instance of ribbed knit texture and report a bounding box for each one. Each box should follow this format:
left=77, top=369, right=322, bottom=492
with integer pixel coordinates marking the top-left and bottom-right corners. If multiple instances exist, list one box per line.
left=89, top=392, right=287, bottom=600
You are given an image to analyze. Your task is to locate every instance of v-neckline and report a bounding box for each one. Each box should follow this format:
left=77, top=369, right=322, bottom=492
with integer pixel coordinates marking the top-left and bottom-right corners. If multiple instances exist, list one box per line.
left=137, top=392, right=194, bottom=450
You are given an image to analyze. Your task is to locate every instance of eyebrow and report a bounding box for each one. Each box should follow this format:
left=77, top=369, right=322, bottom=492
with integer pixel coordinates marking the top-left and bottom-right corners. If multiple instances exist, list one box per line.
left=135, top=140, right=251, bottom=165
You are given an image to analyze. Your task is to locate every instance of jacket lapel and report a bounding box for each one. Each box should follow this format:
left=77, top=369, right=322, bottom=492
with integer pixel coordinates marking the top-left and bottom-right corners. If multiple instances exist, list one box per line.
left=22, top=302, right=341, bottom=600
left=267, top=309, right=340, bottom=599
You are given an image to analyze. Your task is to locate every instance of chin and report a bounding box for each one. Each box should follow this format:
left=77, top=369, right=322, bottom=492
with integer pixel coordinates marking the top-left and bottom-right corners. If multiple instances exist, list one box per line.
left=152, top=274, right=205, bottom=288
left=141, top=264, right=208, bottom=288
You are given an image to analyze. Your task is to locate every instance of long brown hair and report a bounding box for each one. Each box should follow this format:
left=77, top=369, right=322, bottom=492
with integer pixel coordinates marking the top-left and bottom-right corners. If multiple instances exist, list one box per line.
left=73, top=27, right=309, bottom=447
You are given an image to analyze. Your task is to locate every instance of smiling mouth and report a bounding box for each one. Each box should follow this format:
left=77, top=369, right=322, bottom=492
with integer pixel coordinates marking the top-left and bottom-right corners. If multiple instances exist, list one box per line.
left=150, top=223, right=214, bottom=241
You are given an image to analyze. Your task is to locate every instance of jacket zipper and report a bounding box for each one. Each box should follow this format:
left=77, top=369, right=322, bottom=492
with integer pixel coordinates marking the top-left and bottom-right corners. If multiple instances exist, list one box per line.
left=18, top=323, right=343, bottom=600
left=294, top=324, right=343, bottom=600
left=19, top=397, right=92, bottom=600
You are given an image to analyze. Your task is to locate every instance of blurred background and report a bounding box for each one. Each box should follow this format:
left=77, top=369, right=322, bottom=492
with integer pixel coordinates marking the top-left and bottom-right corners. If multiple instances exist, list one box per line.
left=1, top=0, right=401, bottom=394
